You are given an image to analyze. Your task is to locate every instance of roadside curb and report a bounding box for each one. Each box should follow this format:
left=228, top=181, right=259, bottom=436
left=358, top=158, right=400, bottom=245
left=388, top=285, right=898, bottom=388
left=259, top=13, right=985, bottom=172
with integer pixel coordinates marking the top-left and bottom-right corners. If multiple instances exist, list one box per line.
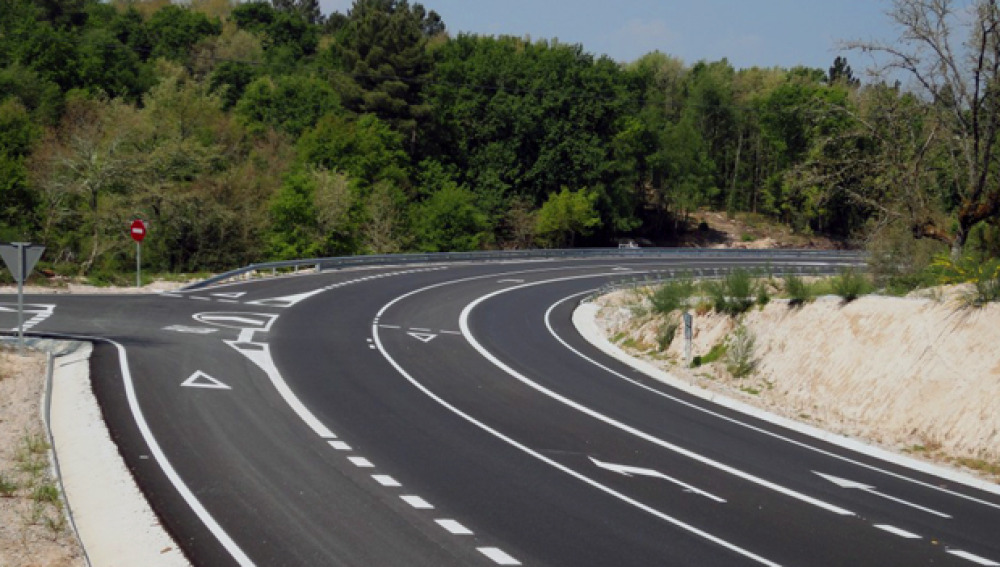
left=40, top=338, right=191, bottom=567
left=571, top=302, right=1000, bottom=497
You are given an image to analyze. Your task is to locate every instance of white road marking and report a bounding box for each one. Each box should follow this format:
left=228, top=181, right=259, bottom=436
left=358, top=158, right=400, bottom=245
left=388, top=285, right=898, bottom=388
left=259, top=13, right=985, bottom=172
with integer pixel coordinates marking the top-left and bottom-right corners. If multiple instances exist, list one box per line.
left=181, top=371, right=231, bottom=390
left=163, top=325, right=218, bottom=335
left=211, top=292, right=247, bottom=299
left=195, top=312, right=278, bottom=331
left=225, top=339, right=336, bottom=439
left=217, top=299, right=240, bottom=304
left=1, top=303, right=56, bottom=331
left=410, top=327, right=432, bottom=332
left=379, top=324, right=402, bottom=329
left=436, top=519, right=473, bottom=535
left=874, top=525, right=921, bottom=539
left=328, top=441, right=351, bottom=451
left=400, top=495, right=434, bottom=509
left=109, top=340, right=254, bottom=566
left=947, top=550, right=1000, bottom=566
left=814, top=472, right=951, bottom=518
left=461, top=279, right=854, bottom=517
left=591, top=457, right=726, bottom=503
left=498, top=279, right=524, bottom=283
left=478, top=547, right=521, bottom=565
left=372, top=273, right=784, bottom=567
left=372, top=475, right=401, bottom=487
left=190, top=296, right=211, bottom=301
left=348, top=456, right=374, bottom=468
left=547, top=292, right=1000, bottom=509
left=407, top=332, right=437, bottom=343
left=246, top=288, right=327, bottom=308
left=440, top=330, right=463, bottom=336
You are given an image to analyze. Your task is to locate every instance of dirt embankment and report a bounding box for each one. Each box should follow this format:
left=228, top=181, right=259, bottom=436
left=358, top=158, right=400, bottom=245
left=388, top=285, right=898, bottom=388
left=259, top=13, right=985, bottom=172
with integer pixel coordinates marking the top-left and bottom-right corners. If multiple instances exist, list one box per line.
left=593, top=287, right=1000, bottom=479
left=0, top=349, right=85, bottom=567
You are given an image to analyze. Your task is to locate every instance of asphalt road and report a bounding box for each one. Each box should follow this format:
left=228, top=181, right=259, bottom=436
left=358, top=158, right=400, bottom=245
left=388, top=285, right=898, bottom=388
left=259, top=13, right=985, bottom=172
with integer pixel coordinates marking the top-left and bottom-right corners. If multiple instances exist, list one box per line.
left=4, top=252, right=999, bottom=566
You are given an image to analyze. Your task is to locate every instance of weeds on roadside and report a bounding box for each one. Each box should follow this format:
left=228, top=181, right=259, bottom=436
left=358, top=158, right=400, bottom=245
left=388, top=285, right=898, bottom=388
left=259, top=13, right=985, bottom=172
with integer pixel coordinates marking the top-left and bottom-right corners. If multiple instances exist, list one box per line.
left=691, top=342, right=727, bottom=368
left=657, top=318, right=679, bottom=351
left=704, top=269, right=756, bottom=316
left=650, top=277, right=696, bottom=315
left=726, top=324, right=757, bottom=378
left=831, top=268, right=872, bottom=303
left=783, top=274, right=813, bottom=306
left=0, top=471, right=17, bottom=497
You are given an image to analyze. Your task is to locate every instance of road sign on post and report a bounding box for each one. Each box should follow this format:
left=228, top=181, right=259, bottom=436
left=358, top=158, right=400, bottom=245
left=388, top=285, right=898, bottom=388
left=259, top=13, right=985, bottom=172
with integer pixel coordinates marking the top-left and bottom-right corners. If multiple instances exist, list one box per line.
left=683, top=311, right=693, bottom=365
left=0, top=242, right=45, bottom=353
left=130, top=219, right=146, bottom=287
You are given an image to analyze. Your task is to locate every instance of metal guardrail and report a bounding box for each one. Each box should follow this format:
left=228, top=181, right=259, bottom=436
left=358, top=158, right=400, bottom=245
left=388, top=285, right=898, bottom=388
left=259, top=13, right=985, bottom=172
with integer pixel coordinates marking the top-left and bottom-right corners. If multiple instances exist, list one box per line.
left=182, top=247, right=867, bottom=290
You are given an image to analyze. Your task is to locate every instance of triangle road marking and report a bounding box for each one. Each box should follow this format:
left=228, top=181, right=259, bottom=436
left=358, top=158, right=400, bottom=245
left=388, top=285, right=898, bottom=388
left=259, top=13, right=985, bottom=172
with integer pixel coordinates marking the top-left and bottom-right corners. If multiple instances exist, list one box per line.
left=181, top=370, right=232, bottom=390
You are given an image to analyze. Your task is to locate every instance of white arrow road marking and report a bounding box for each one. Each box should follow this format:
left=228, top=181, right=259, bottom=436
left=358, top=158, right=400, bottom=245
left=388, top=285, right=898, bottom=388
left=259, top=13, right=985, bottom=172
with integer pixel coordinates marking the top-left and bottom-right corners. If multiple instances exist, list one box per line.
left=181, top=371, right=231, bottom=390
left=246, top=288, right=327, bottom=308
left=814, top=472, right=952, bottom=518
left=591, top=457, right=727, bottom=503
left=194, top=312, right=278, bottom=331
left=407, top=332, right=437, bottom=343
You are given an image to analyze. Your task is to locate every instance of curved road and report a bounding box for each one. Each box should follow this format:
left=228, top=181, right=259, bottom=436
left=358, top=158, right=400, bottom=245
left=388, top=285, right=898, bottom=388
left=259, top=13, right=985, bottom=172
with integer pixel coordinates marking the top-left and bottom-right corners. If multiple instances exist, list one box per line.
left=6, top=253, right=1000, bottom=566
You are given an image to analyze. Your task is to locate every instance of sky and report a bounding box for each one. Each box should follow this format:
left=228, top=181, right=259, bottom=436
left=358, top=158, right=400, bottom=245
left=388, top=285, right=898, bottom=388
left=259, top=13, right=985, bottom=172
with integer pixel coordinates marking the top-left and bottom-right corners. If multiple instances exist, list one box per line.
left=318, top=0, right=898, bottom=73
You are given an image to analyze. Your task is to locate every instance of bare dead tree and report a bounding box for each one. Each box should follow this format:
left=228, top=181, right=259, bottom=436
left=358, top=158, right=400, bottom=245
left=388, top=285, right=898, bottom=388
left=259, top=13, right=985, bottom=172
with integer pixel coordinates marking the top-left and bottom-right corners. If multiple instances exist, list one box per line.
left=848, top=0, right=1000, bottom=255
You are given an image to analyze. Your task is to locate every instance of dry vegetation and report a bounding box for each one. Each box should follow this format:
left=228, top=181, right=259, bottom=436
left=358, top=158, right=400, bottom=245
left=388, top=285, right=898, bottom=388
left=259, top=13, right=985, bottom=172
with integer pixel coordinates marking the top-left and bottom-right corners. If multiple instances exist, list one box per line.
left=0, top=348, right=85, bottom=567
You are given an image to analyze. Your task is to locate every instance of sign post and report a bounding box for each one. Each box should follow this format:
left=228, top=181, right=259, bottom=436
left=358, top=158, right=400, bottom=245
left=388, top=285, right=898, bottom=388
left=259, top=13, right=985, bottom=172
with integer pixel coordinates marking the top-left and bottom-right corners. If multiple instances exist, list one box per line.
left=130, top=219, right=146, bottom=288
left=0, top=242, right=45, bottom=354
left=683, top=311, right=693, bottom=366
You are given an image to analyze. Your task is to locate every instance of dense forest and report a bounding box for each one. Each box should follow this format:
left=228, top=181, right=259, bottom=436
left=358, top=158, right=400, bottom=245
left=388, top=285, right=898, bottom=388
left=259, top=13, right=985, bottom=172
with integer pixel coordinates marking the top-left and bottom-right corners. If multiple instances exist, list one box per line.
left=1, top=0, right=999, bottom=282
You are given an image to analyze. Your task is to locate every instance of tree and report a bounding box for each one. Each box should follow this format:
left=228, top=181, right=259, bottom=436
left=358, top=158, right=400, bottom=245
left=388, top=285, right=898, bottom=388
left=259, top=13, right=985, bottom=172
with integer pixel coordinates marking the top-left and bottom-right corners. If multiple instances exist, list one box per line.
left=411, top=183, right=488, bottom=251
left=535, top=187, right=600, bottom=247
left=235, top=74, right=341, bottom=137
left=827, top=56, right=860, bottom=87
left=850, top=0, right=1000, bottom=255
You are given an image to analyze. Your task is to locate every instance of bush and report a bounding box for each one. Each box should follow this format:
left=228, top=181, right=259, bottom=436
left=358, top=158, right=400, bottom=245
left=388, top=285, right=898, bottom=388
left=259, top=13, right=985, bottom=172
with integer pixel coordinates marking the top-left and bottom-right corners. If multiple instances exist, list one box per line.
left=691, top=342, right=726, bottom=368
left=831, top=268, right=871, bottom=302
left=783, top=274, right=813, bottom=306
left=726, top=325, right=757, bottom=378
left=657, top=319, right=679, bottom=351
left=650, top=277, right=696, bottom=315
left=704, top=268, right=756, bottom=316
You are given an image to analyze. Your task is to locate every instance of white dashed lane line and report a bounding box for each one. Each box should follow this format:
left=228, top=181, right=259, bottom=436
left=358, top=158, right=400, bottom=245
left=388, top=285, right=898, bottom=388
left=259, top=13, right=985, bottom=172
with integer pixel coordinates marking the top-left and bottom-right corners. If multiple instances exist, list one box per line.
left=436, top=519, right=473, bottom=535
left=948, top=550, right=1000, bottom=566
left=401, top=495, right=434, bottom=509
left=348, top=456, right=374, bottom=468
left=478, top=547, right=522, bottom=565
left=327, top=441, right=351, bottom=451
left=874, top=525, right=921, bottom=539
left=372, top=475, right=401, bottom=487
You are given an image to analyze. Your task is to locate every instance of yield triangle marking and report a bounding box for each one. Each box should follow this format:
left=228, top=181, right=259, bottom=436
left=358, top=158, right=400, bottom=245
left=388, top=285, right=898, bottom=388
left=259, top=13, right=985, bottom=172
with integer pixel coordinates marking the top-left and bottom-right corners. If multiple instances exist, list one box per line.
left=407, top=332, right=437, bottom=343
left=210, top=292, right=246, bottom=299
left=181, top=371, right=231, bottom=390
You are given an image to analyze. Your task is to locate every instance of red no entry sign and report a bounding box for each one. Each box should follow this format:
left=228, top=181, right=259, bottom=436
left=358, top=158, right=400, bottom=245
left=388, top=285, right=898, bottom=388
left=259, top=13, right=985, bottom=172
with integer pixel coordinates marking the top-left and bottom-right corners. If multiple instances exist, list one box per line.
left=130, top=219, right=147, bottom=242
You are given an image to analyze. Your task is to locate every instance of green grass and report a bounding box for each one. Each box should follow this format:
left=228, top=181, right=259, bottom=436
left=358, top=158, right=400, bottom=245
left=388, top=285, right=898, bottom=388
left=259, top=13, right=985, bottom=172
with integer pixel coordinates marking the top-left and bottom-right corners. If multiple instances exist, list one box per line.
left=650, top=277, right=696, bottom=315
left=830, top=267, right=872, bottom=302
left=703, top=268, right=756, bottom=316
left=783, top=274, right=813, bottom=306
left=31, top=483, right=59, bottom=505
left=692, top=342, right=727, bottom=367
left=0, top=472, right=17, bottom=497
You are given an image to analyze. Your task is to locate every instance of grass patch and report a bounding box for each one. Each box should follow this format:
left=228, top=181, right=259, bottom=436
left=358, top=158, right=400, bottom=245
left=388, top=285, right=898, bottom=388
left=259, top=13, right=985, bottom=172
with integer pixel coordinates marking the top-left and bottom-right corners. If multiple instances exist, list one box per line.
left=953, top=457, right=1000, bottom=477
left=831, top=267, right=872, bottom=302
left=703, top=268, right=756, bottom=316
left=740, top=386, right=761, bottom=395
left=725, top=324, right=757, bottom=378
left=692, top=342, right=727, bottom=368
left=610, top=331, right=626, bottom=343
left=0, top=472, right=17, bottom=497
left=657, top=319, right=679, bottom=351
left=783, top=274, right=813, bottom=306
left=31, top=483, right=60, bottom=506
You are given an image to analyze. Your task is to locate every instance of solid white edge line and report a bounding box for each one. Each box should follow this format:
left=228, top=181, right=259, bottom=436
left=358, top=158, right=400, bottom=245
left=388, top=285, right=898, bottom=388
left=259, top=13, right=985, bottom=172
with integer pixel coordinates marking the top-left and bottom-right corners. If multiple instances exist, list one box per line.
left=478, top=547, right=522, bottom=565
left=435, top=519, right=473, bottom=535
left=947, top=550, right=1000, bottom=566
left=873, top=525, right=921, bottom=539
left=112, top=340, right=254, bottom=566
left=372, top=276, right=784, bottom=567
left=459, top=275, right=854, bottom=517
left=558, top=295, right=1000, bottom=507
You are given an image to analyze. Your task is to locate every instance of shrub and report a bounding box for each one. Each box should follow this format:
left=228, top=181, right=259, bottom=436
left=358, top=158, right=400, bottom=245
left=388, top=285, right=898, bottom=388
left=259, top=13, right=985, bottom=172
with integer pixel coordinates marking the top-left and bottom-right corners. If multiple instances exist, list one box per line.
left=0, top=472, right=17, bottom=497
left=831, top=268, right=871, bottom=302
left=650, top=277, right=696, bottom=315
left=32, top=483, right=59, bottom=505
left=703, top=268, right=756, bottom=316
left=726, top=325, right=757, bottom=378
left=783, top=274, right=813, bottom=306
left=657, top=319, right=679, bottom=351
left=691, top=342, right=726, bottom=368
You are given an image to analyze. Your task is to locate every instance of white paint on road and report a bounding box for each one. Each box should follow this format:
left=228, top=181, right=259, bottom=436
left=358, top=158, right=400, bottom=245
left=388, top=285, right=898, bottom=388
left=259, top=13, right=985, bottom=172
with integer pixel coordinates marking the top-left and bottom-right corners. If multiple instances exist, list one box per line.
left=225, top=339, right=336, bottom=439
left=460, top=276, right=855, bottom=518
left=328, top=441, right=352, bottom=451
left=246, top=288, right=327, bottom=308
left=372, top=475, right=401, bottom=487
left=947, top=550, right=1000, bottom=566
left=874, top=525, right=921, bottom=539
left=194, top=312, right=278, bottom=331
left=436, top=519, right=473, bottom=535
left=400, top=495, right=434, bottom=509
left=407, top=332, right=437, bottom=343
left=478, top=547, right=522, bottom=565
left=181, top=371, right=231, bottom=390
left=163, top=325, right=218, bottom=335
left=591, top=457, right=727, bottom=503
left=348, top=456, right=374, bottom=468
left=814, top=471, right=952, bottom=518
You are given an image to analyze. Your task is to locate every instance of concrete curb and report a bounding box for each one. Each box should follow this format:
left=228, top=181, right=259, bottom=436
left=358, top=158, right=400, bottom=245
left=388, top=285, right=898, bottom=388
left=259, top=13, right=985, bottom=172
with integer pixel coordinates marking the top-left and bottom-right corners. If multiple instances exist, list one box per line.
left=571, top=302, right=1000, bottom=497
left=41, top=339, right=191, bottom=567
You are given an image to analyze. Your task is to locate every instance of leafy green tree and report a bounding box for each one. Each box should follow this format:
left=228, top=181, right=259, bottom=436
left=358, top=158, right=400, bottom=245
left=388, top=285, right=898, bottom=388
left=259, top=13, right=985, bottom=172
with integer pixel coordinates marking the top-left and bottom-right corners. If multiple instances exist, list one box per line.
left=231, top=1, right=318, bottom=57
left=330, top=0, right=441, bottom=143
left=535, top=187, right=600, bottom=247
left=236, top=74, right=341, bottom=137
left=148, top=5, right=221, bottom=62
left=298, top=113, right=409, bottom=188
left=411, top=183, right=488, bottom=252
